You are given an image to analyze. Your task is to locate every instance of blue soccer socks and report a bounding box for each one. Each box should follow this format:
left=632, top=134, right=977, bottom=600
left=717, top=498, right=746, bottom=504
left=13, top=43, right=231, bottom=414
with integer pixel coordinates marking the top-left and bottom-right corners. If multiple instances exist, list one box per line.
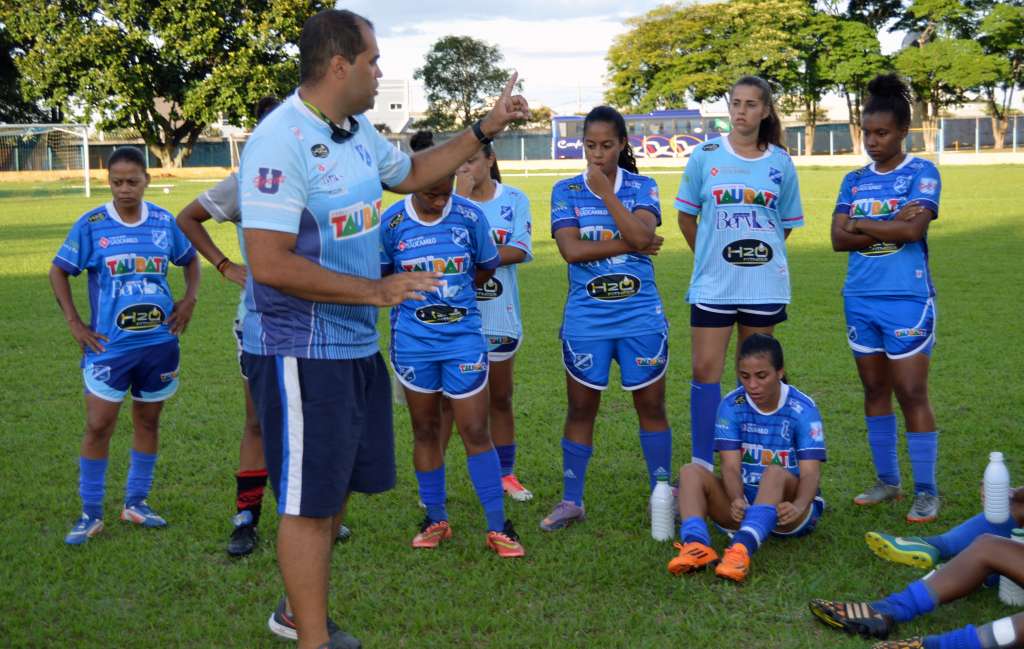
left=690, top=382, right=720, bottom=469
left=924, top=513, right=1016, bottom=559
left=871, top=579, right=938, bottom=623
left=124, top=449, right=158, bottom=507
left=680, top=516, right=712, bottom=546
left=732, top=504, right=778, bottom=556
left=639, top=428, right=672, bottom=490
left=415, top=464, right=449, bottom=524
left=79, top=456, right=108, bottom=520
left=467, top=449, right=506, bottom=532
left=561, top=438, right=593, bottom=507
left=495, top=444, right=516, bottom=478
left=866, top=414, right=900, bottom=486
left=906, top=431, right=938, bottom=496
left=924, top=625, right=983, bottom=649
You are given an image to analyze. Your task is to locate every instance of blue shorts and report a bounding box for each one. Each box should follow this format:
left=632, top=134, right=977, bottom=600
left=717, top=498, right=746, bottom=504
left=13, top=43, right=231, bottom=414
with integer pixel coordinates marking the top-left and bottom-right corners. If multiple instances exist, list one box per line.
left=691, top=303, right=788, bottom=328
left=391, top=349, right=489, bottom=399
left=232, top=318, right=247, bottom=380
left=716, top=496, right=826, bottom=539
left=82, top=340, right=180, bottom=403
left=244, top=352, right=395, bottom=517
left=486, top=334, right=521, bottom=362
left=561, top=331, right=668, bottom=391
left=845, top=296, right=936, bottom=359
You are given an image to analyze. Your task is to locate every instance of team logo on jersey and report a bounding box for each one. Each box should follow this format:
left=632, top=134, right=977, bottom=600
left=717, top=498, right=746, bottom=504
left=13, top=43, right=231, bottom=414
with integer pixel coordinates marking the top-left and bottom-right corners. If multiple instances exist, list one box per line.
left=414, top=304, right=468, bottom=325
left=99, top=237, right=110, bottom=248
left=105, top=254, right=168, bottom=276
left=388, top=212, right=404, bottom=229
left=741, top=443, right=794, bottom=468
left=769, top=167, right=783, bottom=185
left=716, top=209, right=773, bottom=232
left=710, top=167, right=719, bottom=177
left=567, top=183, right=583, bottom=192
left=850, top=197, right=901, bottom=218
left=329, top=198, right=382, bottom=239
left=401, top=254, right=469, bottom=274
left=893, top=175, right=911, bottom=193
left=721, top=239, right=773, bottom=266
left=918, top=177, right=938, bottom=195
left=734, top=393, right=747, bottom=405
left=458, top=360, right=486, bottom=374
left=702, top=143, right=719, bottom=152
left=451, top=227, right=470, bottom=248
left=490, top=228, right=511, bottom=245
left=255, top=168, right=285, bottom=195
left=87, top=212, right=106, bottom=223
left=894, top=327, right=927, bottom=338
left=572, top=353, right=593, bottom=370
left=151, top=230, right=168, bottom=250
left=354, top=144, right=372, bottom=167
left=475, top=276, right=503, bottom=301
left=857, top=241, right=903, bottom=257
left=586, top=273, right=641, bottom=301
left=711, top=185, right=778, bottom=210
left=159, top=369, right=179, bottom=383
left=500, top=206, right=513, bottom=223
left=310, top=143, right=329, bottom=158
left=89, top=364, right=111, bottom=382
left=809, top=421, right=824, bottom=442
left=579, top=225, right=619, bottom=241
left=115, top=303, right=166, bottom=332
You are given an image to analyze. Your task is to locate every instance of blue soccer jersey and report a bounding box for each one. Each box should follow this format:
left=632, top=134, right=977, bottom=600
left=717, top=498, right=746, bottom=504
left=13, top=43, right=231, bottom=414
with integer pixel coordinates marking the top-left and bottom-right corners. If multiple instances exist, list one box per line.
left=52, top=201, right=196, bottom=364
left=674, top=136, right=804, bottom=305
left=551, top=168, right=667, bottom=340
left=714, top=384, right=827, bottom=503
left=474, top=182, right=532, bottom=339
left=239, top=92, right=412, bottom=360
left=381, top=194, right=500, bottom=360
left=834, top=155, right=941, bottom=299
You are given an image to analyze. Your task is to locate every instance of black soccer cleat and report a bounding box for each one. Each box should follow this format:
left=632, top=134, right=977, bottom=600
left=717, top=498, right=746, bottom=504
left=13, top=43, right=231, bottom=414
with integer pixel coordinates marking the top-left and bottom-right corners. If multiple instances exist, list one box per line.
left=808, top=599, right=896, bottom=639
left=227, top=511, right=258, bottom=557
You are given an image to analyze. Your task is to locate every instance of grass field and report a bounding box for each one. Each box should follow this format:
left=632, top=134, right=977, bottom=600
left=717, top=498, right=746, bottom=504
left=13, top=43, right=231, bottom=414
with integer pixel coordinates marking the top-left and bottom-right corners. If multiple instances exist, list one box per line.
left=1, top=165, right=1022, bottom=648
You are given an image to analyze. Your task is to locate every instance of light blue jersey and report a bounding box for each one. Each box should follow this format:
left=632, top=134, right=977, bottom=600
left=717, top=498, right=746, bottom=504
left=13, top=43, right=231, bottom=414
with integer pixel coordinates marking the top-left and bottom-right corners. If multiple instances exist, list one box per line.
left=239, top=92, right=411, bottom=360
left=473, top=182, right=532, bottom=339
left=675, top=136, right=804, bottom=305
left=381, top=195, right=500, bottom=361
left=714, top=384, right=827, bottom=503
left=834, top=155, right=941, bottom=298
left=53, top=201, right=196, bottom=364
left=551, top=168, right=666, bottom=340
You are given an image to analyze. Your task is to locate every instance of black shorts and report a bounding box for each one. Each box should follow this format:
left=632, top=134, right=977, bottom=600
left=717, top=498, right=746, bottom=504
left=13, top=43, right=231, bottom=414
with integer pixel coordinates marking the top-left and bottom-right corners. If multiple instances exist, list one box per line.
left=690, top=303, right=788, bottom=328
left=244, top=351, right=395, bottom=518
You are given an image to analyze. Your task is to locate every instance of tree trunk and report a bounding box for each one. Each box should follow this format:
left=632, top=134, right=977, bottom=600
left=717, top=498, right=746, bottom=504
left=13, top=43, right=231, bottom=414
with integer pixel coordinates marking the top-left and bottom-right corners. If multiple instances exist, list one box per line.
left=804, top=123, right=816, bottom=155
left=845, top=90, right=862, bottom=156
left=992, top=115, right=1007, bottom=151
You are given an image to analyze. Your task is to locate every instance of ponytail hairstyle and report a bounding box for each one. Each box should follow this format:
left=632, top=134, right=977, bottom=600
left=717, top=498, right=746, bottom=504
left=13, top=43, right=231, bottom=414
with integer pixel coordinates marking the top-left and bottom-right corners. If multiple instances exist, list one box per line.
left=409, top=130, right=434, bottom=152
left=863, top=73, right=913, bottom=131
left=482, top=142, right=501, bottom=183
left=107, top=146, right=147, bottom=172
left=730, top=76, right=783, bottom=151
left=583, top=105, right=638, bottom=174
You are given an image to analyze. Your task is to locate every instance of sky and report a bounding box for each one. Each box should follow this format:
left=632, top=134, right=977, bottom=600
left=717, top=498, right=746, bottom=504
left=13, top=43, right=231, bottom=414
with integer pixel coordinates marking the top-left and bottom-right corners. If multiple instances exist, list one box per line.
left=343, top=1, right=911, bottom=117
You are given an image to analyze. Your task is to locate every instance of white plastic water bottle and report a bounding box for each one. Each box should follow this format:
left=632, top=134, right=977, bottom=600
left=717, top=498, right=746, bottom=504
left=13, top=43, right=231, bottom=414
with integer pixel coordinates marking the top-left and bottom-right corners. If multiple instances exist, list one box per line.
left=984, top=451, right=1010, bottom=524
left=650, top=470, right=675, bottom=542
left=999, top=529, right=1024, bottom=606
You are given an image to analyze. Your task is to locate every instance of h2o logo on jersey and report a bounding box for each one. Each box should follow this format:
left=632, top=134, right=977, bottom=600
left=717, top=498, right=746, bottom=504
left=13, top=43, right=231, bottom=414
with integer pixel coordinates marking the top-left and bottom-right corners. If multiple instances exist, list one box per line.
left=586, top=274, right=641, bottom=301
left=858, top=242, right=904, bottom=257
left=721, top=239, right=773, bottom=267
left=475, top=276, right=503, bottom=301
left=414, top=304, right=469, bottom=325
left=115, top=304, right=166, bottom=332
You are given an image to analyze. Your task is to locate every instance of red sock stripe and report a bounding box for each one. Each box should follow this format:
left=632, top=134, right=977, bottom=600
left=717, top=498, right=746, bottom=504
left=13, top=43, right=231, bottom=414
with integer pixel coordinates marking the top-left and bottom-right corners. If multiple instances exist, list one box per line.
left=236, top=468, right=268, bottom=479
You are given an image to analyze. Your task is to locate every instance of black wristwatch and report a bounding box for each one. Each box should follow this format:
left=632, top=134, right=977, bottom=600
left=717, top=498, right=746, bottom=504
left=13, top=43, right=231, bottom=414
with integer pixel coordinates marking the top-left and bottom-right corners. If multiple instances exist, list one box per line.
left=471, top=120, right=493, bottom=145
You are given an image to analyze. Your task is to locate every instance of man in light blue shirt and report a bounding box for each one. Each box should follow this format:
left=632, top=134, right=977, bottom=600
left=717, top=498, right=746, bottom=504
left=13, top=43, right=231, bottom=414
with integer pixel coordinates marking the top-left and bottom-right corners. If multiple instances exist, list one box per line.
left=240, top=9, right=528, bottom=649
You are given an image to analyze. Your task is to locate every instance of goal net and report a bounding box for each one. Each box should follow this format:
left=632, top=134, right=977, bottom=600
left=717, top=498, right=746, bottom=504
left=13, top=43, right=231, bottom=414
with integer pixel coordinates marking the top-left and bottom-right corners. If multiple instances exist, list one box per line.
left=0, top=123, right=92, bottom=196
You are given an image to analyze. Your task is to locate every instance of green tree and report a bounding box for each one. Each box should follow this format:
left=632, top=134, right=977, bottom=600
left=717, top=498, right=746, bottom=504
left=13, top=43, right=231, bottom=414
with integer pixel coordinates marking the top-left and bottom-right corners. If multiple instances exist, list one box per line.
left=820, top=18, right=889, bottom=155
left=0, top=24, right=52, bottom=122
left=1, top=0, right=324, bottom=167
left=414, top=36, right=513, bottom=131
left=978, top=3, right=1024, bottom=149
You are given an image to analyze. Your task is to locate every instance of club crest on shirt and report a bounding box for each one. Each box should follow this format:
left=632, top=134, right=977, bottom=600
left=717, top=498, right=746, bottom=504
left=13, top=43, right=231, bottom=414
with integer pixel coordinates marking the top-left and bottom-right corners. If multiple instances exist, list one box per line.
left=354, top=143, right=372, bottom=167
left=451, top=226, right=470, bottom=248
left=500, top=206, right=513, bottom=223
left=311, top=143, right=329, bottom=158
left=893, top=175, right=911, bottom=193
left=151, top=230, right=168, bottom=250
left=768, top=167, right=783, bottom=185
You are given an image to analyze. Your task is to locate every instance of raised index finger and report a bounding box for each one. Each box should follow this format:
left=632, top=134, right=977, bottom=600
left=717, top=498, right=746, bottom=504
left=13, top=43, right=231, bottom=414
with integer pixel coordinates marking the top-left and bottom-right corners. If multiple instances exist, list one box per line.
left=500, top=71, right=518, bottom=100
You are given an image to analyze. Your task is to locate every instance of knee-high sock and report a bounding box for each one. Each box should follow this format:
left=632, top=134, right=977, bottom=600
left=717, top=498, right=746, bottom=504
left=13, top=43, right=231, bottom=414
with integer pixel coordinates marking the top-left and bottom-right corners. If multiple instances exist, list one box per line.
left=495, top=444, right=516, bottom=477
left=924, top=513, right=1016, bottom=559
left=639, top=428, right=672, bottom=491
left=871, top=580, right=938, bottom=623
left=124, top=449, right=157, bottom=506
left=924, top=625, right=984, bottom=649
left=467, top=449, right=505, bottom=532
left=79, top=456, right=107, bottom=520
left=562, top=438, right=592, bottom=506
left=731, top=504, right=778, bottom=556
left=679, top=516, right=712, bottom=546
left=907, top=431, right=938, bottom=496
left=235, top=469, right=268, bottom=525
left=415, top=464, right=448, bottom=523
left=690, top=382, right=720, bottom=469
left=866, top=414, right=900, bottom=486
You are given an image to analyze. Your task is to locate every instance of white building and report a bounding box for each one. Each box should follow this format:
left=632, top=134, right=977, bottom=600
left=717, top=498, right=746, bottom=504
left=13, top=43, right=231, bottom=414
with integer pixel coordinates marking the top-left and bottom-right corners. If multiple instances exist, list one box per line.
left=364, top=79, right=411, bottom=133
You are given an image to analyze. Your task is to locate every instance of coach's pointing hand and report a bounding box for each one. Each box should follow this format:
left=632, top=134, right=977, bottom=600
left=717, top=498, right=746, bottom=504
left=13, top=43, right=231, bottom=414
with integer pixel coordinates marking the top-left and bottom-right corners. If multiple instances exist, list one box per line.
left=479, top=72, right=530, bottom=139
left=375, top=272, right=444, bottom=306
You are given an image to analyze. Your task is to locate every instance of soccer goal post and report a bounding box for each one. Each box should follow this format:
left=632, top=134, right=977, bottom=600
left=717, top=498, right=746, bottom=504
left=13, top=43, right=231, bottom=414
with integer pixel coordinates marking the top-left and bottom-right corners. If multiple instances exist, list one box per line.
left=0, top=123, right=91, bottom=197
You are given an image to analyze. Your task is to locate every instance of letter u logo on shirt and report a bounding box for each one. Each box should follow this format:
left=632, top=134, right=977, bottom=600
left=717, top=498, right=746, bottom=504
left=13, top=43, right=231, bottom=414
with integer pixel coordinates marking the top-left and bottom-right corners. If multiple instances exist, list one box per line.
left=256, top=168, right=284, bottom=195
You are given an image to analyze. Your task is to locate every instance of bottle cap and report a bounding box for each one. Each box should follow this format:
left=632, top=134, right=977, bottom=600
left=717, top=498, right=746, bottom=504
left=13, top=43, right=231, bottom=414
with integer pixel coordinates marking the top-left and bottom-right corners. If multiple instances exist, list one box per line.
left=655, top=468, right=669, bottom=482
left=990, top=451, right=1004, bottom=462
left=1012, top=529, right=1024, bottom=539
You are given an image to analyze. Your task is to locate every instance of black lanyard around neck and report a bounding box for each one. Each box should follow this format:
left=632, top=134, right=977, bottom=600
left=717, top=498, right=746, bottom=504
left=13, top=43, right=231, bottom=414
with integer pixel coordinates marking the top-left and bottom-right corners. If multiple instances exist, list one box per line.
left=302, top=99, right=359, bottom=143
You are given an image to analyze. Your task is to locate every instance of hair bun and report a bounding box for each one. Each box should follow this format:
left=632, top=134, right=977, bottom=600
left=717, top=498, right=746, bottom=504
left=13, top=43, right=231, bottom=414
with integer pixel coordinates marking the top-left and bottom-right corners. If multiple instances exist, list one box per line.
left=409, top=130, right=434, bottom=152
left=867, top=74, right=908, bottom=99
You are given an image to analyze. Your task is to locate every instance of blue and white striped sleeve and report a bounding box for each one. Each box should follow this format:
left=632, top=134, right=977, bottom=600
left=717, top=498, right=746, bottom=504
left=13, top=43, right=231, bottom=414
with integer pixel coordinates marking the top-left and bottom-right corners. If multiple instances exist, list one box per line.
left=674, top=148, right=703, bottom=215
left=550, top=182, right=578, bottom=235
left=239, top=132, right=307, bottom=234
left=713, top=398, right=742, bottom=452
left=908, top=162, right=941, bottom=217
left=53, top=216, right=90, bottom=276
left=508, top=189, right=533, bottom=260
left=634, top=175, right=662, bottom=225
left=795, top=401, right=827, bottom=462
left=778, top=154, right=804, bottom=229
